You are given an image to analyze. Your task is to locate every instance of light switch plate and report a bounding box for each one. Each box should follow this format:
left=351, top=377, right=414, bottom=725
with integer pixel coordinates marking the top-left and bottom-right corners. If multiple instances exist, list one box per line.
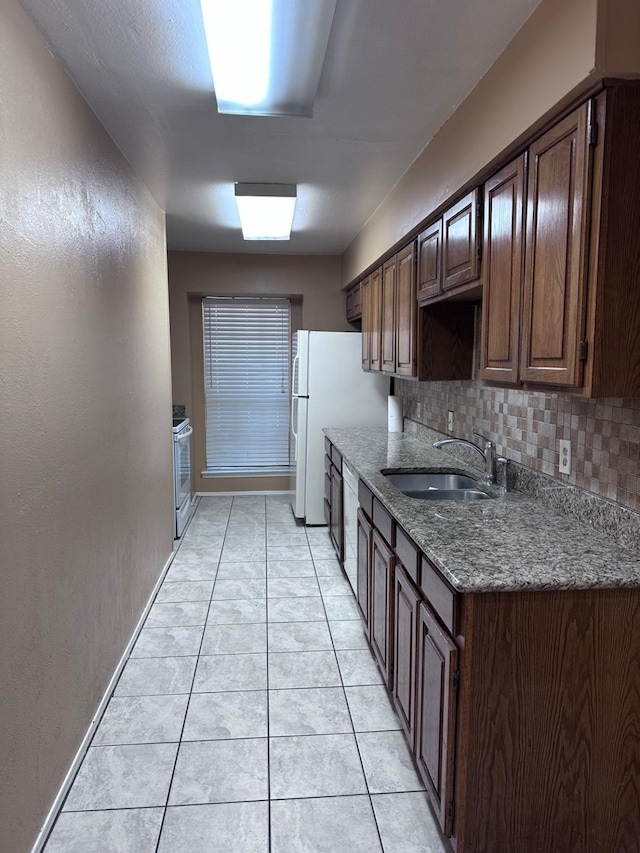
left=559, top=439, right=571, bottom=474
left=447, top=410, right=454, bottom=432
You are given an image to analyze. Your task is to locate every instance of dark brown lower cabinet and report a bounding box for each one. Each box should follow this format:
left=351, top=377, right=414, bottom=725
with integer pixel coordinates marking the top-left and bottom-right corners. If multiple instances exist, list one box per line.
left=352, top=471, right=640, bottom=851
left=323, top=470, right=331, bottom=527
left=415, top=602, right=458, bottom=839
left=393, top=563, right=421, bottom=749
left=370, top=528, right=396, bottom=689
left=324, top=439, right=344, bottom=562
left=351, top=475, right=640, bottom=852
left=329, top=464, right=343, bottom=561
left=454, top=589, right=640, bottom=853
left=356, top=507, right=372, bottom=637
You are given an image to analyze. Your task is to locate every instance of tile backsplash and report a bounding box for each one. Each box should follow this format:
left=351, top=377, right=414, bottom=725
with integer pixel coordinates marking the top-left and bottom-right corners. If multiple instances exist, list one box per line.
left=396, top=377, right=640, bottom=512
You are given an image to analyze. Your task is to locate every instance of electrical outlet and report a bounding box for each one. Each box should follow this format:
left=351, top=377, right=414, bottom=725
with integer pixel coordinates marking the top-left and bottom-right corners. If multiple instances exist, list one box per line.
left=447, top=410, right=454, bottom=432
left=558, top=439, right=571, bottom=474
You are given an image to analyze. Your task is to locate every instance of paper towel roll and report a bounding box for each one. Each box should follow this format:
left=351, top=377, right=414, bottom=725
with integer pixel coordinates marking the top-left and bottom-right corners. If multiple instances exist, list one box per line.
left=388, top=395, right=402, bottom=433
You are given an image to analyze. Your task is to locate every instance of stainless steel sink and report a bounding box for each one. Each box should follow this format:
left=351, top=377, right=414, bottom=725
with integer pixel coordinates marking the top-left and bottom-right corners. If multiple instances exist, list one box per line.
left=381, top=470, right=493, bottom=501
left=406, top=488, right=490, bottom=501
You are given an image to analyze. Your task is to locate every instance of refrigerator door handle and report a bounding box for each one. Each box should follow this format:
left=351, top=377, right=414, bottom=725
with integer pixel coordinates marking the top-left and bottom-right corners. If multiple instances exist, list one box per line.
left=291, top=395, right=308, bottom=520
left=291, top=395, right=298, bottom=438
left=292, top=352, right=300, bottom=397
left=291, top=396, right=298, bottom=462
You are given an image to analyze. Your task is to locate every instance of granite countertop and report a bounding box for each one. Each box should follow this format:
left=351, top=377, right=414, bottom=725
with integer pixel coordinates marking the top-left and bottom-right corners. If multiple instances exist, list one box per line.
left=324, top=427, right=640, bottom=593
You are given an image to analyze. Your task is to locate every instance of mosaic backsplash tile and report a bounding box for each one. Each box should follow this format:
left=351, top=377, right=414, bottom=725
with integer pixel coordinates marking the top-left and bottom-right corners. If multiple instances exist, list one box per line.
left=396, top=376, right=640, bottom=512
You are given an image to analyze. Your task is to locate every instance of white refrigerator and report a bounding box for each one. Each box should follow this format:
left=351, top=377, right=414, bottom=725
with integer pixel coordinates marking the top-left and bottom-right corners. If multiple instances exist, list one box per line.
left=291, top=331, right=390, bottom=524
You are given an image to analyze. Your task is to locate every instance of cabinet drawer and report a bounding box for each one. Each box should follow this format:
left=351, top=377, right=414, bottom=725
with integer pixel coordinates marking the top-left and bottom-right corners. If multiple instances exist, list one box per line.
left=324, top=472, right=331, bottom=503
left=373, top=497, right=395, bottom=547
left=358, top=480, right=374, bottom=520
left=324, top=453, right=331, bottom=476
left=331, top=444, right=342, bottom=471
left=420, top=556, right=458, bottom=635
left=395, top=526, right=420, bottom=586
left=324, top=437, right=331, bottom=457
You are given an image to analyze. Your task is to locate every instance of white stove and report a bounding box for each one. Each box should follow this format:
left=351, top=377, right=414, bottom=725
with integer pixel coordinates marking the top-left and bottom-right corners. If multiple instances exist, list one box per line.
left=172, top=417, right=193, bottom=538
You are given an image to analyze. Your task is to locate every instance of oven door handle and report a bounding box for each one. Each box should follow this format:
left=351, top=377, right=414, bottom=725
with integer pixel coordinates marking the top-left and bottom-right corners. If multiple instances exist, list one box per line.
left=175, top=427, right=193, bottom=441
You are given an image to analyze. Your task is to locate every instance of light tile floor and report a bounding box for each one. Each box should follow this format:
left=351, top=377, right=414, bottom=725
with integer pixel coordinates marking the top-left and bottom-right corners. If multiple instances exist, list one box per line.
left=43, top=494, right=447, bottom=853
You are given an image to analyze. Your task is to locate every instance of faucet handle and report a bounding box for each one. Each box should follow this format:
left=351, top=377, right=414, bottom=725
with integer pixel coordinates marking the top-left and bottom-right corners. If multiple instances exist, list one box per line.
left=496, top=456, right=509, bottom=494
left=472, top=428, right=493, bottom=447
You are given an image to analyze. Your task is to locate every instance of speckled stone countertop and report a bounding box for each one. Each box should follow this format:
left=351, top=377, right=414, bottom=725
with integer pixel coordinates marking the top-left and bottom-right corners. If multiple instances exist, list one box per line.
left=324, top=427, right=640, bottom=593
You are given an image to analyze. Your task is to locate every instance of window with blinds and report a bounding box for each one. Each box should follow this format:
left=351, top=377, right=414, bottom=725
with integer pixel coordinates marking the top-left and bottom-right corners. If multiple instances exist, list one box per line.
left=202, top=297, right=291, bottom=473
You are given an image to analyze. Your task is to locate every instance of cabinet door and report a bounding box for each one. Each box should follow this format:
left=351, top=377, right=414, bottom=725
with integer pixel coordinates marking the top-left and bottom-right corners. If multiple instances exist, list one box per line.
left=416, top=602, right=458, bottom=837
left=520, top=103, right=591, bottom=386
left=417, top=219, right=443, bottom=301
left=381, top=256, right=397, bottom=373
left=443, top=188, right=480, bottom=290
left=480, top=155, right=525, bottom=385
left=346, top=282, right=361, bottom=322
left=369, top=267, right=383, bottom=371
left=360, top=275, right=371, bottom=370
left=393, top=563, right=421, bottom=750
left=395, top=243, right=417, bottom=377
left=356, top=508, right=372, bottom=636
left=329, top=466, right=343, bottom=562
left=370, top=528, right=396, bottom=688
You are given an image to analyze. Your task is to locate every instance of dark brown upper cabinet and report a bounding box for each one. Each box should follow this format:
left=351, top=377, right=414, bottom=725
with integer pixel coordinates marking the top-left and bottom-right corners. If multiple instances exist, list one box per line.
left=345, top=281, right=362, bottom=322
left=443, top=188, right=481, bottom=291
left=481, top=84, right=640, bottom=396
left=584, top=84, right=640, bottom=397
left=519, top=103, right=591, bottom=388
left=355, top=82, right=640, bottom=396
left=417, top=219, right=443, bottom=302
left=364, top=243, right=417, bottom=378
left=417, top=190, right=481, bottom=305
left=361, top=267, right=382, bottom=372
left=480, top=155, right=525, bottom=385
left=360, top=274, right=371, bottom=370
left=369, top=266, right=383, bottom=372
left=381, top=255, right=397, bottom=373
left=395, top=243, right=417, bottom=377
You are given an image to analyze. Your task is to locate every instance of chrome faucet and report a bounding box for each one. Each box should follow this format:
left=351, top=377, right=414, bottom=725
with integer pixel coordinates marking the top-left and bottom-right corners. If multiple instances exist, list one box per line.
left=433, top=428, right=496, bottom=486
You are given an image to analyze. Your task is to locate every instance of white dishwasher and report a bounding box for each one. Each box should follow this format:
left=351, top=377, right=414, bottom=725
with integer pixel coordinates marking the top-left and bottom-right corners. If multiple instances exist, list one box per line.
left=342, top=460, right=359, bottom=595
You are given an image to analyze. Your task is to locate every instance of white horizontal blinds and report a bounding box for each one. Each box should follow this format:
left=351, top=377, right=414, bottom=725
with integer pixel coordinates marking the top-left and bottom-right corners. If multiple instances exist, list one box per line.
left=203, top=297, right=291, bottom=472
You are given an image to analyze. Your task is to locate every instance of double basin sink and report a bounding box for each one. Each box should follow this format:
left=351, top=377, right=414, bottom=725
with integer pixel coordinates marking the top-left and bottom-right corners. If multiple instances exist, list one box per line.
left=381, top=469, right=493, bottom=501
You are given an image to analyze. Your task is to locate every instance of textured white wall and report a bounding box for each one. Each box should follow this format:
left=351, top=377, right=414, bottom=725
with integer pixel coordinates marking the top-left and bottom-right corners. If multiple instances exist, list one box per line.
left=0, top=1, right=174, bottom=849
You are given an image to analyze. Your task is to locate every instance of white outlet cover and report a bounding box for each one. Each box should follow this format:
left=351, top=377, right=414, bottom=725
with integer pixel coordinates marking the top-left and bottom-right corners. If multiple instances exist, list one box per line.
left=559, top=439, right=571, bottom=474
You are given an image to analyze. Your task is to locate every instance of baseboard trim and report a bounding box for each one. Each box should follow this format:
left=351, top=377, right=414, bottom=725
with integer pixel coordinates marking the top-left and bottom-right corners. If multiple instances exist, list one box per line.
left=196, top=490, right=294, bottom=497
left=30, top=546, right=177, bottom=853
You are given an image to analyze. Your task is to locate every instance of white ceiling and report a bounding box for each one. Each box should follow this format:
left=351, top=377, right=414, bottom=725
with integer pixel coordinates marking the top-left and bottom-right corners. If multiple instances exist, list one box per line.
left=20, top=0, right=540, bottom=255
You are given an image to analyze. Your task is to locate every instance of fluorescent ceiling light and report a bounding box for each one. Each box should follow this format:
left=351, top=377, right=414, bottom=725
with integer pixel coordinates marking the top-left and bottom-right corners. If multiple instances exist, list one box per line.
left=201, top=0, right=337, bottom=117
left=234, top=183, right=297, bottom=240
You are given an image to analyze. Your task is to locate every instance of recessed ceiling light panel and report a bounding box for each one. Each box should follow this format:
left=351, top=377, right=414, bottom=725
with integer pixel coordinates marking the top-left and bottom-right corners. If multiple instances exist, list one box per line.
left=201, top=0, right=337, bottom=117
left=234, top=183, right=297, bottom=240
